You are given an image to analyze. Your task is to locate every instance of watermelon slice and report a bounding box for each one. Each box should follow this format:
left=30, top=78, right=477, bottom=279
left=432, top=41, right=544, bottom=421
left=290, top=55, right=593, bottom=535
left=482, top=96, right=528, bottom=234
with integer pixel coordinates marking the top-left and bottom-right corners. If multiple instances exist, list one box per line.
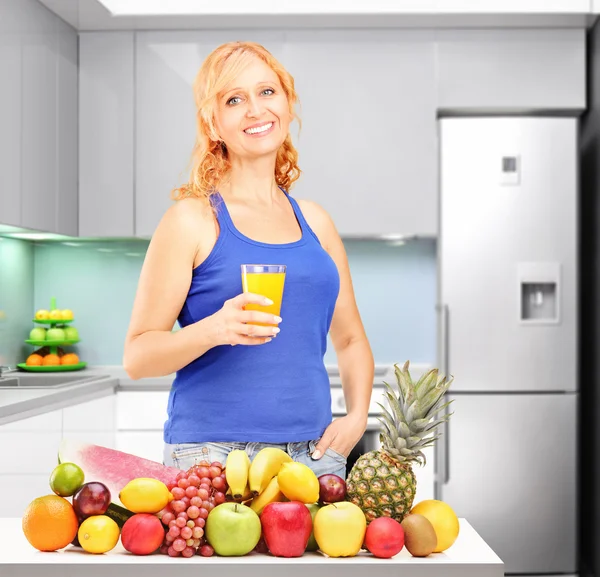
left=58, top=439, right=183, bottom=507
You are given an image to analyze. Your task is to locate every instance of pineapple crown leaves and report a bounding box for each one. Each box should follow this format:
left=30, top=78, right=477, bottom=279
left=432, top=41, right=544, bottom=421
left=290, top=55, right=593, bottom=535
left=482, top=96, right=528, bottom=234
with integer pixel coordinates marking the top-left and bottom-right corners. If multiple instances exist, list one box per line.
left=376, top=360, right=455, bottom=463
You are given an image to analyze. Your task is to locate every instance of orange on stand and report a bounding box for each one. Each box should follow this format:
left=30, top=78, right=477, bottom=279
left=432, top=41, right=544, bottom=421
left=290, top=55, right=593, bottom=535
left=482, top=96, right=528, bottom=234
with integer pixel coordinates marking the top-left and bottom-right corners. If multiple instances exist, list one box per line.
left=42, top=354, right=61, bottom=366
left=26, top=354, right=43, bottom=366
left=61, top=353, right=79, bottom=365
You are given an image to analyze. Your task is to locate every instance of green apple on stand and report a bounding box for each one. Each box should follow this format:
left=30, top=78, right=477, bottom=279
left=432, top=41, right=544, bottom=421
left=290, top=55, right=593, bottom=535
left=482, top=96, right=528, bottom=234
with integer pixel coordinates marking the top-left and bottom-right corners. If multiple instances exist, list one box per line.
left=46, top=328, right=66, bottom=342
left=205, top=502, right=261, bottom=556
left=63, top=327, right=79, bottom=341
left=29, top=327, right=46, bottom=341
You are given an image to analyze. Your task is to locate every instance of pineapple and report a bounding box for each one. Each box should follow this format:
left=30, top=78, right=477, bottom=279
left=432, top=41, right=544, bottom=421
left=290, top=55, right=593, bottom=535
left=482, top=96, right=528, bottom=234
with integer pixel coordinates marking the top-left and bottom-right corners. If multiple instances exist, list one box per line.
left=346, top=360, right=453, bottom=524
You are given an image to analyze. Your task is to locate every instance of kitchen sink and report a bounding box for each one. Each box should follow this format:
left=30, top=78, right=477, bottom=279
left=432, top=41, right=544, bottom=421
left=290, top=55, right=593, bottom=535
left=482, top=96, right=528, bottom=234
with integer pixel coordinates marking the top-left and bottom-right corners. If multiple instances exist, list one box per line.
left=0, top=373, right=108, bottom=389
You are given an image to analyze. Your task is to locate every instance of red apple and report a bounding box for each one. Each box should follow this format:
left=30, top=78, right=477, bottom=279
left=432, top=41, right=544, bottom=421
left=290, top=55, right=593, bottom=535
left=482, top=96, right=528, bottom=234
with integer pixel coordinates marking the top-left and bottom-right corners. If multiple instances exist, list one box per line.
left=261, top=501, right=313, bottom=558
left=318, top=473, right=347, bottom=503
left=364, top=516, right=405, bottom=558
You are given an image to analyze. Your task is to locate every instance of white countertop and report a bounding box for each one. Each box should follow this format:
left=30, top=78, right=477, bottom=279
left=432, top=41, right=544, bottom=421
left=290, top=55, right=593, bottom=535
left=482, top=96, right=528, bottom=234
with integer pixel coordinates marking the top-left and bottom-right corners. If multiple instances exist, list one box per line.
left=0, top=517, right=503, bottom=577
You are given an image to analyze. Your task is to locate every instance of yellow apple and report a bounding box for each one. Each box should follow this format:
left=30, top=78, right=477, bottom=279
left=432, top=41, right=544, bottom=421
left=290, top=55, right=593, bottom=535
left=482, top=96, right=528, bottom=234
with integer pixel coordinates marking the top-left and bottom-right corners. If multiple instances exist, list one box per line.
left=314, top=501, right=366, bottom=557
left=48, top=309, right=62, bottom=320
left=35, top=309, right=49, bottom=320
left=61, top=309, right=74, bottom=321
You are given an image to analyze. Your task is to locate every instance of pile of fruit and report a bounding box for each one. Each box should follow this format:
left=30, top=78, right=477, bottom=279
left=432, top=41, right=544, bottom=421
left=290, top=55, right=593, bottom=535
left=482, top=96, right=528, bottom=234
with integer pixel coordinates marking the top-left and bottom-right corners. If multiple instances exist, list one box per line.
left=23, top=303, right=83, bottom=368
left=21, top=361, right=461, bottom=559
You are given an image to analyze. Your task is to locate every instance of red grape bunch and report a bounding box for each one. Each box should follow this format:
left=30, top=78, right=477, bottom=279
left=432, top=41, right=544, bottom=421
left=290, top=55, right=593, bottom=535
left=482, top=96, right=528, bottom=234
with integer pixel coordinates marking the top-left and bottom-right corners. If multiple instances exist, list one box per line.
left=157, top=461, right=228, bottom=558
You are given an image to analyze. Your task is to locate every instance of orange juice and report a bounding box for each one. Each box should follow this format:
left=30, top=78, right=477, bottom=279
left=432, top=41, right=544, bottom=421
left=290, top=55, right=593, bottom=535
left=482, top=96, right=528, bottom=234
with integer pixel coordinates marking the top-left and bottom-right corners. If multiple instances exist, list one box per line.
left=241, top=265, right=286, bottom=326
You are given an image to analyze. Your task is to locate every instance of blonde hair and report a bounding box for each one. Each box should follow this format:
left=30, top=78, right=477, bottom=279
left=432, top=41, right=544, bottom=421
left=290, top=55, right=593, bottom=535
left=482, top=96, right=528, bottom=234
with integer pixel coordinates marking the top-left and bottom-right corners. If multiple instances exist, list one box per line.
left=172, top=41, right=302, bottom=204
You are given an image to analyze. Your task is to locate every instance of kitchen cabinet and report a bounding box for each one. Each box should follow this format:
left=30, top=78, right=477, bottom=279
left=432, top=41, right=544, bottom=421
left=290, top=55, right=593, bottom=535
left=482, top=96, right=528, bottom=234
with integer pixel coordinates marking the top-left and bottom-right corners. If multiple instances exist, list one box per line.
left=79, top=32, right=134, bottom=237
left=56, top=17, right=78, bottom=237
left=436, top=29, right=585, bottom=111
left=116, top=390, right=170, bottom=463
left=0, top=0, right=78, bottom=236
left=134, top=31, right=285, bottom=238
left=281, top=30, right=438, bottom=238
left=0, top=1, right=23, bottom=227
left=20, top=1, right=57, bottom=233
left=0, top=395, right=115, bottom=517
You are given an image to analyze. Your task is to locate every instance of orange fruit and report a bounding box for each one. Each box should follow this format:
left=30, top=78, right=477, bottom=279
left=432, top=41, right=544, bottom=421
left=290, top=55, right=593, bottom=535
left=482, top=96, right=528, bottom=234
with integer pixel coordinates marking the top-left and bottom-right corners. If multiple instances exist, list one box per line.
left=42, top=354, right=61, bottom=366
left=410, top=500, right=460, bottom=552
left=61, top=353, right=79, bottom=366
left=22, top=495, right=79, bottom=551
left=26, top=354, right=43, bottom=366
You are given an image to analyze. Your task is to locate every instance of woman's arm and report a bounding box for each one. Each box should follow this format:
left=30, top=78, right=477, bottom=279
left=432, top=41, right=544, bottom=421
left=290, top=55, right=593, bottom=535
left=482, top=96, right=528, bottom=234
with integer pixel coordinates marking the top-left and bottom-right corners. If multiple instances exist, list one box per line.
left=123, top=198, right=218, bottom=379
left=299, top=200, right=375, bottom=456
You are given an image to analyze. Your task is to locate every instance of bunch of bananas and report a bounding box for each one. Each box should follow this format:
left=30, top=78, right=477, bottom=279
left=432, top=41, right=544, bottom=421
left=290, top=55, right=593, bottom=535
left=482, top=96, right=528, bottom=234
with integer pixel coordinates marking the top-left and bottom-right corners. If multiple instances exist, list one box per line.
left=225, top=448, right=293, bottom=514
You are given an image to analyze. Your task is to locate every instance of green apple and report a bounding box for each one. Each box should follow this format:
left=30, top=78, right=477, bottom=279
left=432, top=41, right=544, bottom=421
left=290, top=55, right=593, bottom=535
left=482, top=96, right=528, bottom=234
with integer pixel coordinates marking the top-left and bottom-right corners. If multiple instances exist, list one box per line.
left=29, top=327, right=46, bottom=341
left=63, top=327, right=79, bottom=341
left=46, top=328, right=66, bottom=341
left=305, top=503, right=322, bottom=552
left=205, top=502, right=261, bottom=556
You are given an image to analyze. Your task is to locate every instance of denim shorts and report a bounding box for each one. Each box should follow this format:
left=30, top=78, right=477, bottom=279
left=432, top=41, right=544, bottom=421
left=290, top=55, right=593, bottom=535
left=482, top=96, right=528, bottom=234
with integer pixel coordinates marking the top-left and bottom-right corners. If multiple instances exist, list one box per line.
left=163, top=438, right=347, bottom=481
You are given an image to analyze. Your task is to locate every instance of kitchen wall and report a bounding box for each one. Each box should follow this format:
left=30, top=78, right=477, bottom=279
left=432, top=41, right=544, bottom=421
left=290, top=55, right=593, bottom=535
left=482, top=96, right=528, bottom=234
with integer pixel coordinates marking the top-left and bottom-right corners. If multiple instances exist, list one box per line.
left=0, top=238, right=34, bottom=367
left=0, top=236, right=437, bottom=368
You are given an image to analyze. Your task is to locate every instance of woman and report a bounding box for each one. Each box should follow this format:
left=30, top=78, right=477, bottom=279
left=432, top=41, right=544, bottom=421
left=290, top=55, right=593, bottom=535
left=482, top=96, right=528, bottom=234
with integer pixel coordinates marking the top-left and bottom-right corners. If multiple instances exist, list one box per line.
left=123, top=41, right=374, bottom=480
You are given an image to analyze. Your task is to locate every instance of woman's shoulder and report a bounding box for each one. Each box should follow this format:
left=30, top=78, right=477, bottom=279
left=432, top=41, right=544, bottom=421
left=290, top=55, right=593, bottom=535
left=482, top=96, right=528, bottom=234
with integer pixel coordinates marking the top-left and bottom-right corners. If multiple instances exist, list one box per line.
left=296, top=198, right=338, bottom=248
left=158, top=195, right=214, bottom=233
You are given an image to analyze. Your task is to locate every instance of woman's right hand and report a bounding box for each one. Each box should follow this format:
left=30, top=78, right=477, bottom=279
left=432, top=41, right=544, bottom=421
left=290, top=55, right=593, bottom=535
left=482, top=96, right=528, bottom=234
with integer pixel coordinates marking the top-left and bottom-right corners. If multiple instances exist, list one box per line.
left=209, top=293, right=282, bottom=347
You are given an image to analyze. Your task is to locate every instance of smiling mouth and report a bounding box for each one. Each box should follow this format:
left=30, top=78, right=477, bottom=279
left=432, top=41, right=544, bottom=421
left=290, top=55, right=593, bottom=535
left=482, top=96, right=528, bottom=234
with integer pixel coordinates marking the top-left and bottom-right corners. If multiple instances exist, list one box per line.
left=243, top=122, right=274, bottom=135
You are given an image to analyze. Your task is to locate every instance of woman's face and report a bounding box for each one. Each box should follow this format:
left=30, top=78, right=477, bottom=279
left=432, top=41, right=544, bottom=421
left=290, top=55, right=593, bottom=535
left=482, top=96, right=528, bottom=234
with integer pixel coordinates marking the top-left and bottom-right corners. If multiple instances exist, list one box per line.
left=214, top=57, right=292, bottom=160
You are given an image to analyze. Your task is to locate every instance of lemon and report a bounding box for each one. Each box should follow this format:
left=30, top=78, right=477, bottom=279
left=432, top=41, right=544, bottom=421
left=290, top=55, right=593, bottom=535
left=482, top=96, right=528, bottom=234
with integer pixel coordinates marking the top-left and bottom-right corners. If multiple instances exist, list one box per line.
left=277, top=462, right=319, bottom=503
left=410, top=499, right=460, bottom=552
left=78, top=515, right=120, bottom=554
left=49, top=462, right=85, bottom=497
left=119, top=478, right=173, bottom=514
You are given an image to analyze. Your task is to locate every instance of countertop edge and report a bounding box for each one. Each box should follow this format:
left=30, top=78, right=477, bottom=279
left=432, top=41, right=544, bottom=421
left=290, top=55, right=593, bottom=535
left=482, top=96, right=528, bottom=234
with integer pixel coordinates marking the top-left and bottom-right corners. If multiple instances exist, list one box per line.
left=0, top=363, right=436, bottom=424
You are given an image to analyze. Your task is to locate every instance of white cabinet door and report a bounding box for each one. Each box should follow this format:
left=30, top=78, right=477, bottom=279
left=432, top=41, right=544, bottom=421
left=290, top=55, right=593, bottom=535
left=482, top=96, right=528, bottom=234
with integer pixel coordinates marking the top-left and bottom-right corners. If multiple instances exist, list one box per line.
left=62, top=395, right=116, bottom=432
left=79, top=32, right=134, bottom=237
left=116, top=431, right=166, bottom=464
left=0, top=408, right=63, bottom=474
left=20, top=2, right=57, bottom=233
left=116, top=390, right=170, bottom=430
left=134, top=31, right=285, bottom=238
left=4, top=475, right=55, bottom=517
left=0, top=0, right=23, bottom=227
left=436, top=29, right=585, bottom=111
left=282, top=30, right=437, bottom=238
left=56, top=17, right=78, bottom=237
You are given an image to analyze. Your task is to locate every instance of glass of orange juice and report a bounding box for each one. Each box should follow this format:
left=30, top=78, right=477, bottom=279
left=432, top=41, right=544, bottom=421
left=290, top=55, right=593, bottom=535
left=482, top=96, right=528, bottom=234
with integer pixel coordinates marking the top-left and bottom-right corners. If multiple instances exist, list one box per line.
left=241, top=264, right=286, bottom=326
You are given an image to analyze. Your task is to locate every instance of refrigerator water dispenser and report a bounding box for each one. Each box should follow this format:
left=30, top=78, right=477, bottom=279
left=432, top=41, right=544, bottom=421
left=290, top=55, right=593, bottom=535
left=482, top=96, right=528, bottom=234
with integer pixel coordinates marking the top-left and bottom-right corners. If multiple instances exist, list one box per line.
left=518, top=263, right=561, bottom=324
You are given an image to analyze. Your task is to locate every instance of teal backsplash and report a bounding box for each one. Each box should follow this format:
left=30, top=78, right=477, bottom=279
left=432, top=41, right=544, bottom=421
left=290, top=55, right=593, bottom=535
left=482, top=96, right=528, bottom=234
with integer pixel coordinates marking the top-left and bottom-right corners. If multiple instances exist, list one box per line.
left=1, top=237, right=437, bottom=368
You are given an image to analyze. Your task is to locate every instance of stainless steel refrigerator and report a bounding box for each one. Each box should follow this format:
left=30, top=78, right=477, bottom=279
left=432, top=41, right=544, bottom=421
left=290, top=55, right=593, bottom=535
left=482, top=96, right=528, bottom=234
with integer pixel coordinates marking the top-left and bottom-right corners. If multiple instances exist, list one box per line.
left=437, top=117, right=579, bottom=576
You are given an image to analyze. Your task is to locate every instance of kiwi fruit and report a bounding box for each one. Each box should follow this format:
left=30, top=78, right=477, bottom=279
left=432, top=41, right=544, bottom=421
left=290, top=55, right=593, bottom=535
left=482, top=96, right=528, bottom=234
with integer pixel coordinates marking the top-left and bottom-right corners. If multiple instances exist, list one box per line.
left=401, top=514, right=437, bottom=557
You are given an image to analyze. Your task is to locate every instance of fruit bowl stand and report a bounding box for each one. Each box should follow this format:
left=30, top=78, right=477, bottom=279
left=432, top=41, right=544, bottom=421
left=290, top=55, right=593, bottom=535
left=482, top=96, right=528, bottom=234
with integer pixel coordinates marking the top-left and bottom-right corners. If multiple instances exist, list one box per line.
left=17, top=297, right=87, bottom=372
left=0, top=518, right=503, bottom=577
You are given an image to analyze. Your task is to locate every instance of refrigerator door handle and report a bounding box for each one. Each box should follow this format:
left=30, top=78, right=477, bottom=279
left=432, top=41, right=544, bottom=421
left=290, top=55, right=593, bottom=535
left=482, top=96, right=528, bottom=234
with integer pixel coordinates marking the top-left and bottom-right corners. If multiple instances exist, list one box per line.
left=443, top=402, right=451, bottom=485
left=440, top=303, right=449, bottom=376
left=435, top=304, right=451, bottom=490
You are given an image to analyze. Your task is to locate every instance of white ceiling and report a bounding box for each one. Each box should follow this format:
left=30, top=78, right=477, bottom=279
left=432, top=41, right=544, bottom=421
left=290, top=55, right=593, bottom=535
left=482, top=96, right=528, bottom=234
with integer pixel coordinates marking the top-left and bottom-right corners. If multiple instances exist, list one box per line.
left=37, top=0, right=598, bottom=31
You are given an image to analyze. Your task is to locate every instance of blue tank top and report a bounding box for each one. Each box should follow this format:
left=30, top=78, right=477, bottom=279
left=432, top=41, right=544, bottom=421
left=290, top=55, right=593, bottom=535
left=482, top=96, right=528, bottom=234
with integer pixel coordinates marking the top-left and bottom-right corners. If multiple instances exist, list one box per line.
left=163, top=190, right=341, bottom=444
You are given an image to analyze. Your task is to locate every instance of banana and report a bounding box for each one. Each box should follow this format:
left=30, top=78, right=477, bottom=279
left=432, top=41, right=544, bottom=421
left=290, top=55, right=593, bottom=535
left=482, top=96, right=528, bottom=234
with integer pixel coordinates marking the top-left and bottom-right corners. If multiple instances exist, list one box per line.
left=225, top=449, right=251, bottom=499
left=226, top=482, right=253, bottom=502
left=248, top=447, right=293, bottom=495
left=250, top=476, right=287, bottom=514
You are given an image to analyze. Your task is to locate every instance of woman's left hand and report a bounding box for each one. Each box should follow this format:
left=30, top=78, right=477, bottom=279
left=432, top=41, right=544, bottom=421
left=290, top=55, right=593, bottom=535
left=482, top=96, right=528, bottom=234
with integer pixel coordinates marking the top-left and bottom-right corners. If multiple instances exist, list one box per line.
left=311, top=413, right=368, bottom=460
